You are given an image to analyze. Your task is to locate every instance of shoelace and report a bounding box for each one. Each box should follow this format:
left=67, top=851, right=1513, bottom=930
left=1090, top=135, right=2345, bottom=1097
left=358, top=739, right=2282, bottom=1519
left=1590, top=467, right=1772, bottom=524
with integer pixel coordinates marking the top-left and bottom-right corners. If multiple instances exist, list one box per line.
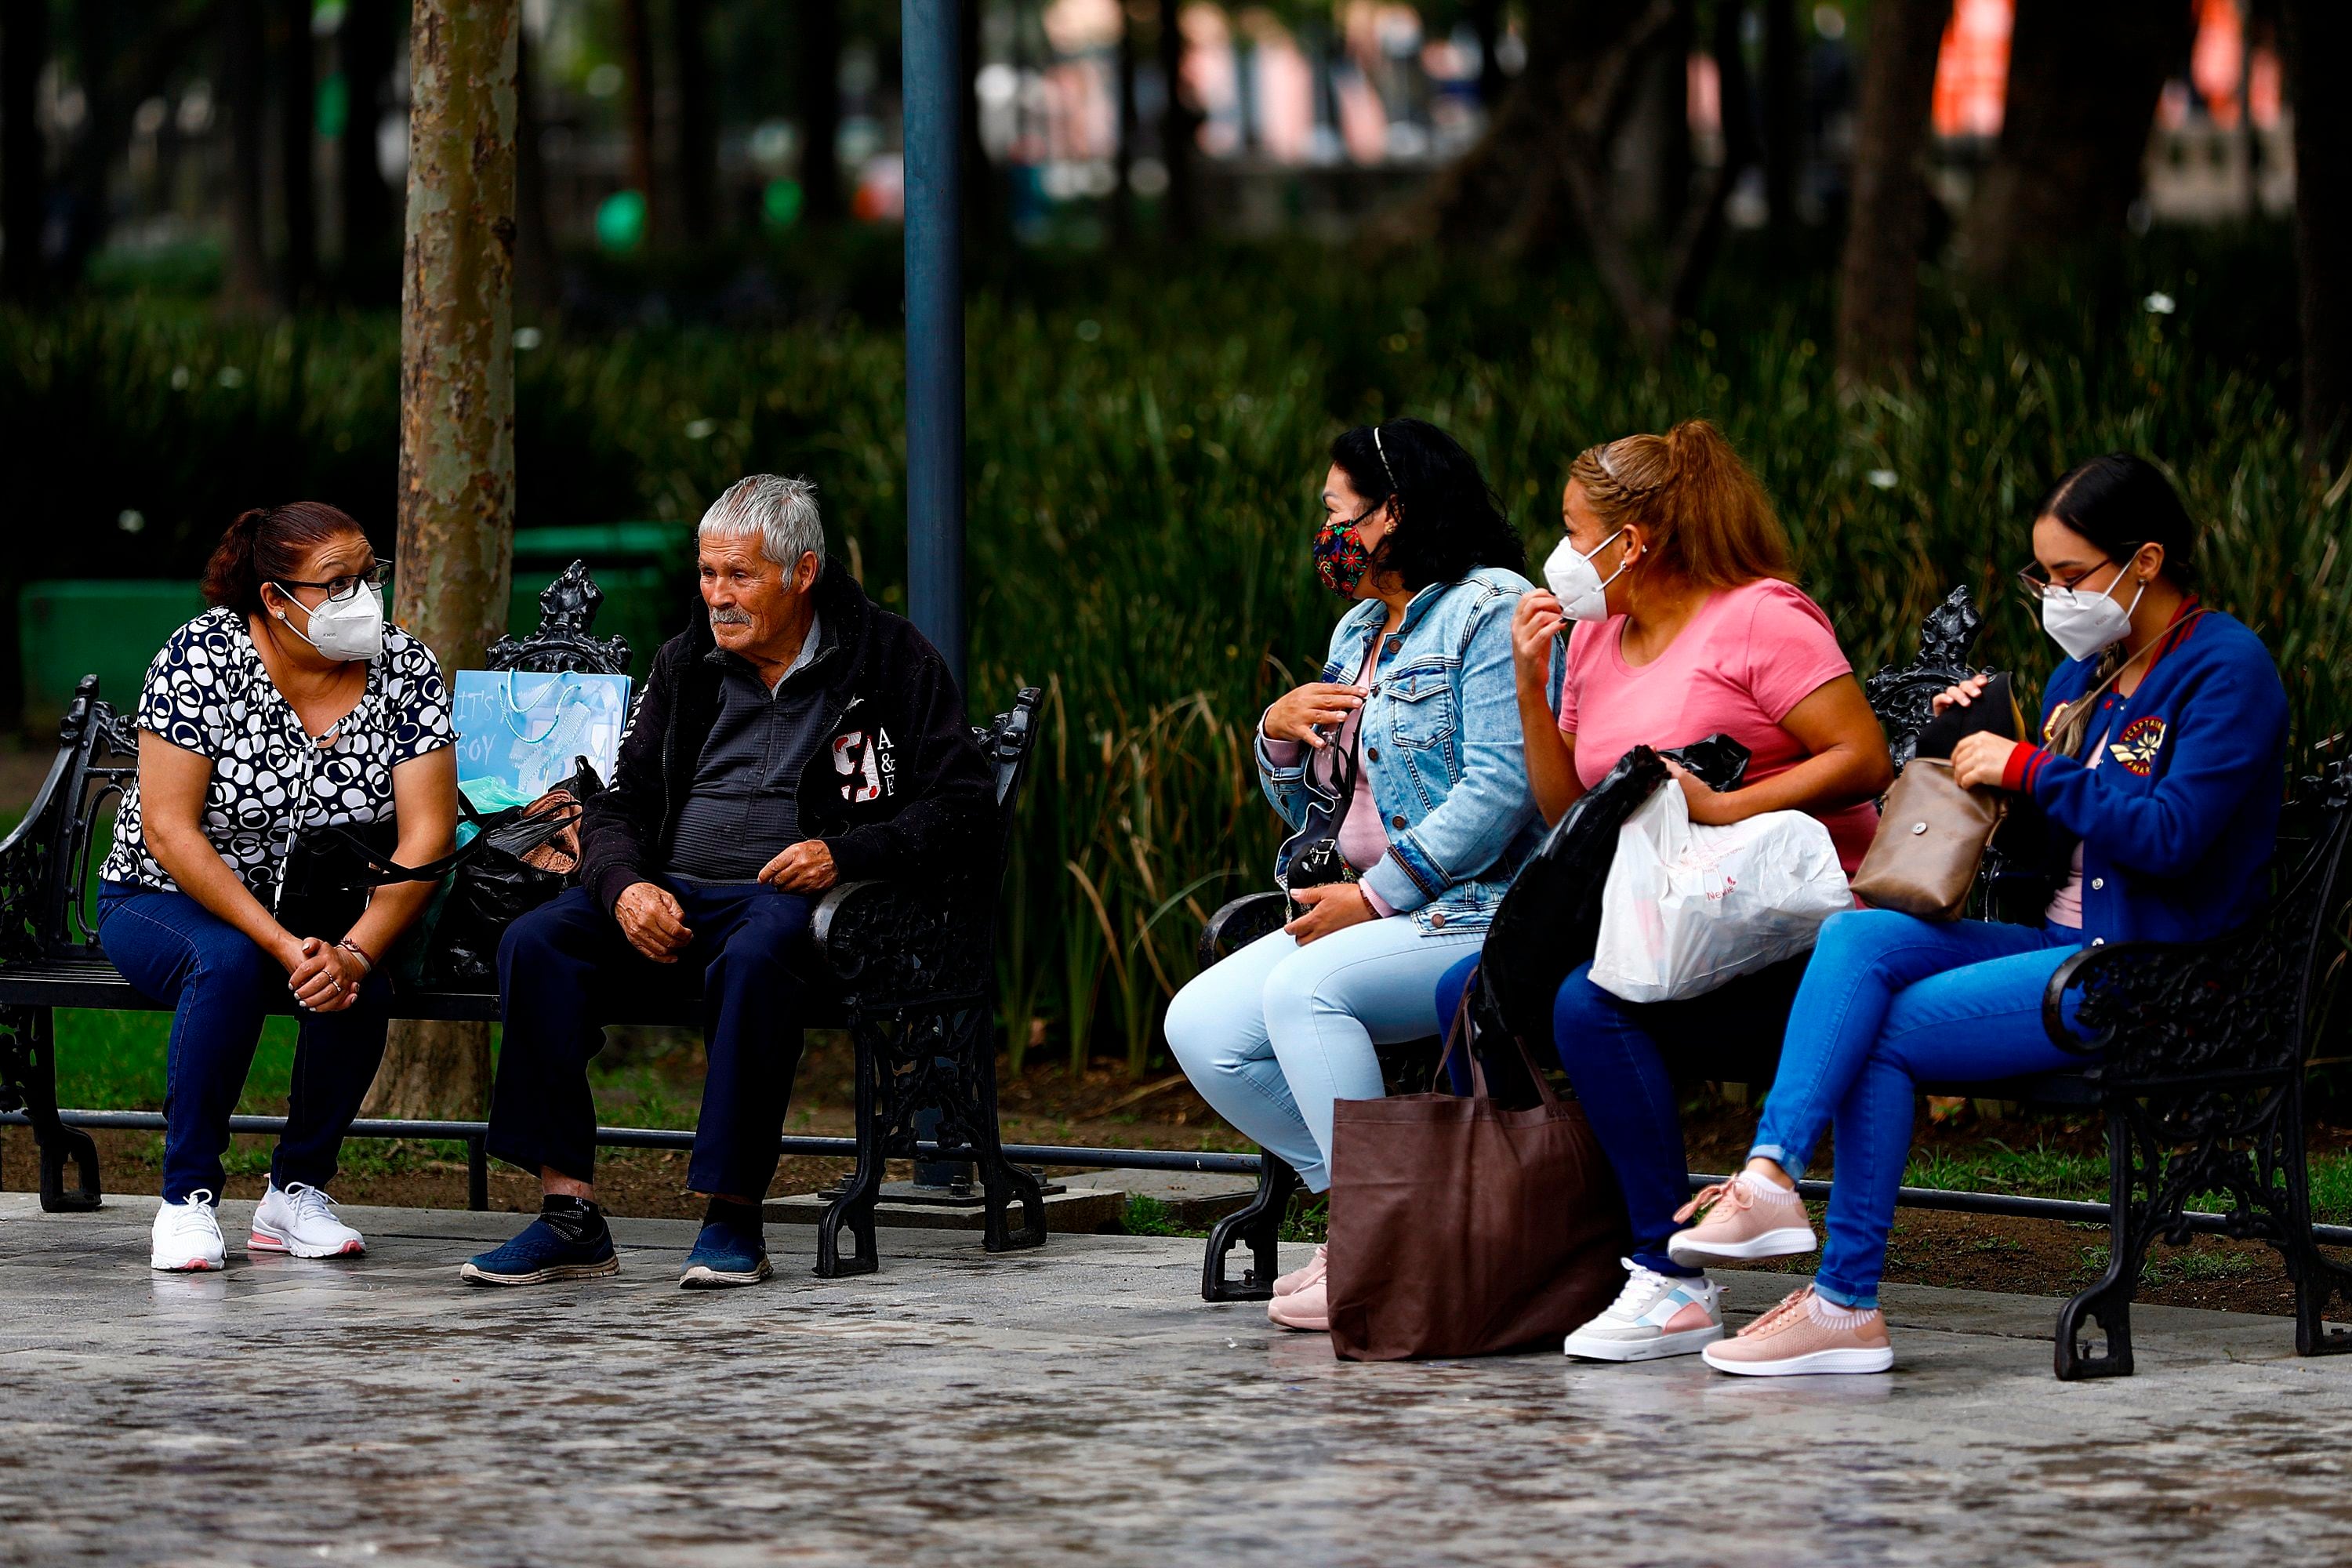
left=1607, top=1258, right=1675, bottom=1315
left=176, top=1188, right=217, bottom=1214
left=283, top=1182, right=339, bottom=1224
left=1673, top=1177, right=1757, bottom=1226
left=1739, top=1286, right=1815, bottom=1338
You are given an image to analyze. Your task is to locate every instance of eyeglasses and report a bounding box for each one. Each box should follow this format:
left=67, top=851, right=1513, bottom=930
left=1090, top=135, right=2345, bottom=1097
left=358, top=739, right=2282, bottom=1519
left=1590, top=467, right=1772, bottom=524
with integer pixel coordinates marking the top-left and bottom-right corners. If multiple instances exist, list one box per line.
left=2014, top=555, right=2122, bottom=601
left=274, top=561, right=391, bottom=604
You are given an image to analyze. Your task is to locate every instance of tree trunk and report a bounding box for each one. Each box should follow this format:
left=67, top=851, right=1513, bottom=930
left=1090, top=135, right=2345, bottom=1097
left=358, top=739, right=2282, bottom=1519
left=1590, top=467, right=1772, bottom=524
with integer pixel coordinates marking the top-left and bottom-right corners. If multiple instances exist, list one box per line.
left=1958, top=0, right=2193, bottom=278
left=221, top=0, right=274, bottom=310
left=1835, top=0, right=1951, bottom=387
left=375, top=0, right=518, bottom=1121
left=339, top=0, right=398, bottom=302
left=1469, top=0, right=1507, bottom=113
left=1760, top=0, right=1800, bottom=230
left=670, top=0, right=717, bottom=243
left=1, top=0, right=46, bottom=301
left=2285, top=0, right=2350, bottom=472
left=795, top=0, right=844, bottom=222
left=618, top=0, right=664, bottom=245
left=1156, top=0, right=1198, bottom=241
left=274, top=0, right=318, bottom=308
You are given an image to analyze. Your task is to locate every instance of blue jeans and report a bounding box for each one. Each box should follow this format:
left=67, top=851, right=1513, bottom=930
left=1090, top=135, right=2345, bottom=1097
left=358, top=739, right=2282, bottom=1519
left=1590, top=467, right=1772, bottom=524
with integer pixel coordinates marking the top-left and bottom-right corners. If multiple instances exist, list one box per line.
left=1164, top=919, right=1483, bottom=1192
left=96, top=883, right=393, bottom=1203
left=1434, top=951, right=1808, bottom=1279
left=1748, top=909, right=2086, bottom=1308
left=488, top=879, right=815, bottom=1197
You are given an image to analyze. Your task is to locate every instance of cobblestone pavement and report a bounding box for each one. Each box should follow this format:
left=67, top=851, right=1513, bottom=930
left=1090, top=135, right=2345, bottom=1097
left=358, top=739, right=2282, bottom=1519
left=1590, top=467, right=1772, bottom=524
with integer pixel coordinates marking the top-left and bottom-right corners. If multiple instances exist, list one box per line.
left=4, top=1192, right=2350, bottom=1566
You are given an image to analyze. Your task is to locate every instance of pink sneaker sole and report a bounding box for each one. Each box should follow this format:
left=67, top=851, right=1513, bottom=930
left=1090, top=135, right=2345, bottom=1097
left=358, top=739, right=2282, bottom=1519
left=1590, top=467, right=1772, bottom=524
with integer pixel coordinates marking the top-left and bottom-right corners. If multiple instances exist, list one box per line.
left=248, top=1231, right=365, bottom=1258
left=152, top=1258, right=222, bottom=1272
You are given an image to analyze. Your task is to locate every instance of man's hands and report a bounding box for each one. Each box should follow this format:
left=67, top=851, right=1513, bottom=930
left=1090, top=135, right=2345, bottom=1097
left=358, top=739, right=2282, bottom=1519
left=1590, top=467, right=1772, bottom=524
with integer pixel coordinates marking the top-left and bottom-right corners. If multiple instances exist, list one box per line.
left=615, top=880, right=693, bottom=963
left=281, top=935, right=365, bottom=1011
left=1283, top=882, right=1377, bottom=945
left=759, top=840, right=837, bottom=894
left=1263, top=682, right=1367, bottom=751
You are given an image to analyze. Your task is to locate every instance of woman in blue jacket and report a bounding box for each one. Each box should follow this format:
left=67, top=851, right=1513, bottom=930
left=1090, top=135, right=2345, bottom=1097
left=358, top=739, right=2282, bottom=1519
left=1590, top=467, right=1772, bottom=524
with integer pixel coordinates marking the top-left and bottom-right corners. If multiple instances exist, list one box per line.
left=1164, top=419, right=1539, bottom=1334
left=1671, top=454, right=2291, bottom=1376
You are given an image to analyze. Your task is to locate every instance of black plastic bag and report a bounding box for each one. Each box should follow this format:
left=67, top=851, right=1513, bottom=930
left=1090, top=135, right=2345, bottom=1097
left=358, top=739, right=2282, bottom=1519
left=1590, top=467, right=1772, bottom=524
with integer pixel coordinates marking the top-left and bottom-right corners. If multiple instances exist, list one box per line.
left=418, top=761, right=600, bottom=990
left=1468, top=735, right=1751, bottom=1098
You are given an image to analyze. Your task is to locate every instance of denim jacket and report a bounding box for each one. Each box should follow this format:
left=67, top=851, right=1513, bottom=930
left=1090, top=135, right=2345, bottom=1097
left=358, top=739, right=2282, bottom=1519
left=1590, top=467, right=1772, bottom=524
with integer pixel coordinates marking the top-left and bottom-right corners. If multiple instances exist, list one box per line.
left=1256, top=566, right=1541, bottom=933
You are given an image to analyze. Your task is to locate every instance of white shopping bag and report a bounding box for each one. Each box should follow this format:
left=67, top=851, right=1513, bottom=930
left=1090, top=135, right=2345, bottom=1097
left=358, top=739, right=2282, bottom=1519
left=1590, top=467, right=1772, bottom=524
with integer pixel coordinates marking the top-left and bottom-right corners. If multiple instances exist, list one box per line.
left=1588, top=782, right=1852, bottom=1004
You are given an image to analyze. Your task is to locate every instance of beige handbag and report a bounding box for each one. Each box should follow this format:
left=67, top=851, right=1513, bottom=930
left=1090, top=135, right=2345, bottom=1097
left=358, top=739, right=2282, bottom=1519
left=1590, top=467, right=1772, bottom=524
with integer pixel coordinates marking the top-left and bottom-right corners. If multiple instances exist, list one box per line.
left=1850, top=759, right=2005, bottom=921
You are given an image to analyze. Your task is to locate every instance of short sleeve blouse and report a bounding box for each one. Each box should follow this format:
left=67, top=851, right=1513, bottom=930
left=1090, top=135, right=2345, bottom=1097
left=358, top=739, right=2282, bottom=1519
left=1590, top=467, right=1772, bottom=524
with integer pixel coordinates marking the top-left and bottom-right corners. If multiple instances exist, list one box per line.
left=100, top=608, right=455, bottom=897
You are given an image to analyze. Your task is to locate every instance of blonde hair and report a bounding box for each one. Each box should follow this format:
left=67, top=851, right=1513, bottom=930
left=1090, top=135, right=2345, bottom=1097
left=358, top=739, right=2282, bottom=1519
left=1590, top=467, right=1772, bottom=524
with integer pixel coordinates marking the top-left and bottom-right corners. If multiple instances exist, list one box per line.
left=1566, top=419, right=1795, bottom=590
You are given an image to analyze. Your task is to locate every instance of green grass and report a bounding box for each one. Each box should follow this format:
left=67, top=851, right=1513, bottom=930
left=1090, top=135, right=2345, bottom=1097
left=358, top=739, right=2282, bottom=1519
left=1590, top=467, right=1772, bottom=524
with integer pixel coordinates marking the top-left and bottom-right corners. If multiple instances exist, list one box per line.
left=1906, top=1138, right=2352, bottom=1226
left=7, top=227, right=2344, bottom=1081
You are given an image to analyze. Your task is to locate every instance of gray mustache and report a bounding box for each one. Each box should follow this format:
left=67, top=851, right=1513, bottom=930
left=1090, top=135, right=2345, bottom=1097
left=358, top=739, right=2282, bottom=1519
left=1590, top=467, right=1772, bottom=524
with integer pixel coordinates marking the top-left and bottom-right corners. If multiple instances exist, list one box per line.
left=708, top=607, right=754, bottom=626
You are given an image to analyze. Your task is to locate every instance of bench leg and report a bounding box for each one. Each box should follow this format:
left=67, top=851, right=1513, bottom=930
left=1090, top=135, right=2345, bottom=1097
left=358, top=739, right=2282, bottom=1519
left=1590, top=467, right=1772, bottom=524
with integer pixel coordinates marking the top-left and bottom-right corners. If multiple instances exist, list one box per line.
left=815, top=1015, right=887, bottom=1279
left=0, top=1006, right=101, bottom=1214
left=2054, top=1104, right=2152, bottom=1381
left=2263, top=1078, right=2352, bottom=1358
left=962, top=1009, right=1044, bottom=1253
left=1201, top=1152, right=1298, bottom=1302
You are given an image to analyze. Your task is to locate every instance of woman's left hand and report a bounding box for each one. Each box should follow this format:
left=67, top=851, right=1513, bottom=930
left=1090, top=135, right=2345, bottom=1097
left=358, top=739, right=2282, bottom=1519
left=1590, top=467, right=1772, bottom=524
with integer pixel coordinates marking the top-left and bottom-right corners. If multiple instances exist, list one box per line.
left=289, top=938, right=366, bottom=1012
left=1283, top=882, right=1378, bottom=945
left=1951, top=732, right=2020, bottom=791
left=1664, top=759, right=1745, bottom=826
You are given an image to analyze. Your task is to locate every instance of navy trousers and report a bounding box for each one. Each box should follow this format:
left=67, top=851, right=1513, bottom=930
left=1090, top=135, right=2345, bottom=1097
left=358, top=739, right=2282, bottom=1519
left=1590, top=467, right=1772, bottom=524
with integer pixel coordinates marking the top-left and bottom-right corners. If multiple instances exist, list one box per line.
left=488, top=878, right=815, bottom=1197
left=97, top=882, right=392, bottom=1203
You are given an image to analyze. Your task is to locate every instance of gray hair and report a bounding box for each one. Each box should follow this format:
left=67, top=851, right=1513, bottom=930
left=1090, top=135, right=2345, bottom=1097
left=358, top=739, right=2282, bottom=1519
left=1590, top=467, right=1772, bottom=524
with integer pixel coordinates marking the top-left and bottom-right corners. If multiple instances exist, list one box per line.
left=697, top=474, right=824, bottom=574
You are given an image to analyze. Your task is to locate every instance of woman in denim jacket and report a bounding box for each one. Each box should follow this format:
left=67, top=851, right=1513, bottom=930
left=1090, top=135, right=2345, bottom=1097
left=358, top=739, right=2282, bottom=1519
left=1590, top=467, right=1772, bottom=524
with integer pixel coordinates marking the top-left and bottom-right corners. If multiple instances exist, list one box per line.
left=1165, top=418, right=1539, bottom=1332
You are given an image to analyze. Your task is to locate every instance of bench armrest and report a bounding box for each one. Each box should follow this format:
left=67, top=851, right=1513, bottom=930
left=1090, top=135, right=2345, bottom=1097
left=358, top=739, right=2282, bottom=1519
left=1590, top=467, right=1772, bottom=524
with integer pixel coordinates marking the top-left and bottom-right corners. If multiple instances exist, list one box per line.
left=1197, top=891, right=1288, bottom=970
left=811, top=877, right=987, bottom=1010
left=2042, top=920, right=2305, bottom=1083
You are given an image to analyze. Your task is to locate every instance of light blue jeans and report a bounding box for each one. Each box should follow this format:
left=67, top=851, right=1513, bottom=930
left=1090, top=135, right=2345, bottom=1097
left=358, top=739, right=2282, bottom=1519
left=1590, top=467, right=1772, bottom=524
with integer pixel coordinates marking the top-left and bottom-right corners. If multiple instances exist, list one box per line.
left=1163, top=918, right=1483, bottom=1192
left=1748, top=909, right=2088, bottom=1308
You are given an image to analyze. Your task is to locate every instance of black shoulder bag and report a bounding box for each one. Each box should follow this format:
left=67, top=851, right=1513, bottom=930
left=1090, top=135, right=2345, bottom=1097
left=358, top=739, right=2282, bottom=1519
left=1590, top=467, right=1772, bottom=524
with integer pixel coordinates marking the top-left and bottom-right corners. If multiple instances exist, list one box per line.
left=1283, top=721, right=1367, bottom=920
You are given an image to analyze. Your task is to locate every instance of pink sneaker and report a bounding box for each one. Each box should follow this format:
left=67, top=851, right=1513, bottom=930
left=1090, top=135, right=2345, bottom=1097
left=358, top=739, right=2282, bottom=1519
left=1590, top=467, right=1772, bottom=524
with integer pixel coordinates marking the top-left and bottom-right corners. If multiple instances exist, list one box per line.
left=1273, top=1244, right=1327, bottom=1298
left=1666, top=1172, right=1816, bottom=1265
left=1701, top=1285, right=1893, bottom=1377
left=1267, top=1277, right=1329, bottom=1332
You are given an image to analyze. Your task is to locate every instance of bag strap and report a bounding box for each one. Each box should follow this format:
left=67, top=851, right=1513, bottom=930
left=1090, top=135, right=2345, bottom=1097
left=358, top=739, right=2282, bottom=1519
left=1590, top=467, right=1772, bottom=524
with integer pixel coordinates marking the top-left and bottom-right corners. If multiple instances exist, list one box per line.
left=1432, top=963, right=1563, bottom=1109
left=296, top=800, right=579, bottom=889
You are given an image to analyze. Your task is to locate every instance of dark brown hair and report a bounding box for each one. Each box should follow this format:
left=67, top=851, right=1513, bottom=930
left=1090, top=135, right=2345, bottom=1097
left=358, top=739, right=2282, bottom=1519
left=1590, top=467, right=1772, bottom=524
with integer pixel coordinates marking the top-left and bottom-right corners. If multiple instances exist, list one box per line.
left=200, top=503, right=368, bottom=617
left=1568, top=419, right=1795, bottom=589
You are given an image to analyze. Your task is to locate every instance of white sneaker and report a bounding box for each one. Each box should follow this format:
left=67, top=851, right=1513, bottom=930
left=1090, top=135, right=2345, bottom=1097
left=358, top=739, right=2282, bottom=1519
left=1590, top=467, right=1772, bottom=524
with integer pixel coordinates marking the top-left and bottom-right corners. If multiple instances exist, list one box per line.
left=249, top=1181, right=366, bottom=1259
left=1563, top=1258, right=1726, bottom=1362
left=151, top=1190, right=226, bottom=1272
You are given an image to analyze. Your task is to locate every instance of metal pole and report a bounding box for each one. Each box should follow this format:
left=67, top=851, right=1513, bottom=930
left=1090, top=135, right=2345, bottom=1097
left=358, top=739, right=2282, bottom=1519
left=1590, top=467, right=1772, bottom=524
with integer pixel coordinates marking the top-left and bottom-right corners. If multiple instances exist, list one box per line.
left=903, top=0, right=966, bottom=1189
left=902, top=0, right=966, bottom=694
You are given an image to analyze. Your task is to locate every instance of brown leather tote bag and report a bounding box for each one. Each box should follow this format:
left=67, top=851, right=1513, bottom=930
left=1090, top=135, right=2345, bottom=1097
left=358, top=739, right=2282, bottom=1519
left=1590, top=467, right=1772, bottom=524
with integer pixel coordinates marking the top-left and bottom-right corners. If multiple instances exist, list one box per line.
left=1324, top=982, right=1632, bottom=1361
left=1849, top=759, right=2005, bottom=922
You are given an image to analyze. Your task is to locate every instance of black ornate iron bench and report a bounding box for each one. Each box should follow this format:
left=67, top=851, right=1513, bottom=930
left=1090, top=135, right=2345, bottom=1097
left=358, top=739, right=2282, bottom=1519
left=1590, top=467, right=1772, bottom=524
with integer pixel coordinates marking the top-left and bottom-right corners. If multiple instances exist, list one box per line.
left=1194, top=586, right=2352, bottom=1379
left=0, top=562, right=1047, bottom=1277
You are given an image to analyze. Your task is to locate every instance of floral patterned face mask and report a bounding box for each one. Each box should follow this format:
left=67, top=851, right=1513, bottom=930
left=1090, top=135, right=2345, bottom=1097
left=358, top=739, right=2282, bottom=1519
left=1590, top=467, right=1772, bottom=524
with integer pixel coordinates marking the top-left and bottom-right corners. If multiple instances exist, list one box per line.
left=1313, top=504, right=1382, bottom=598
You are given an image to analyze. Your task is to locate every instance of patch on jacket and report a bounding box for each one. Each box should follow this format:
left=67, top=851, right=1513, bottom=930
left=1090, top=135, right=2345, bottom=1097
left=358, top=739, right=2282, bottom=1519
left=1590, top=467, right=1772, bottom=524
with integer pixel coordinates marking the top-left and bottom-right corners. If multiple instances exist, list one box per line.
left=832, top=728, right=896, bottom=801
left=2107, top=716, right=2167, bottom=776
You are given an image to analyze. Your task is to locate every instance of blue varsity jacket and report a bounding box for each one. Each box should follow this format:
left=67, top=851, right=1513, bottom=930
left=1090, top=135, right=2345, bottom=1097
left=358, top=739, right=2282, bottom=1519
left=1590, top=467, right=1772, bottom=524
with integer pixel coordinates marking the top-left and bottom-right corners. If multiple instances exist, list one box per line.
left=1998, top=603, right=2288, bottom=948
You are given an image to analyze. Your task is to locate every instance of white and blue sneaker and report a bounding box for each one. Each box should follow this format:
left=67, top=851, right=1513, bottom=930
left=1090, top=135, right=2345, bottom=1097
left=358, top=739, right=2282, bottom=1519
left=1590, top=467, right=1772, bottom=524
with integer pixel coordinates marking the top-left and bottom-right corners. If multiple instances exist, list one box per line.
left=1563, top=1258, right=1726, bottom=1362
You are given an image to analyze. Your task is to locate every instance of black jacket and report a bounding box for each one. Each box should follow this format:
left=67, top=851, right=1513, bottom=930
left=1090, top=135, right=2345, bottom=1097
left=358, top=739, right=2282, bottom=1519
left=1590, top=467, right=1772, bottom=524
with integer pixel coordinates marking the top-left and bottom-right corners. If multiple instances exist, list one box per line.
left=578, top=558, right=995, bottom=913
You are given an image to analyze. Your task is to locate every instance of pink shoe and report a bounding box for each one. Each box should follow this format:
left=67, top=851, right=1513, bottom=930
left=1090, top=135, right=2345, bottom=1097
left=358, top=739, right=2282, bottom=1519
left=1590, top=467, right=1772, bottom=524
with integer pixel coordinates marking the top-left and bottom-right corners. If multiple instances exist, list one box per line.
left=1700, top=1285, right=1893, bottom=1376
left=1266, top=1277, right=1329, bottom=1333
left=1667, top=1172, right=1816, bottom=1265
left=1273, top=1244, right=1327, bottom=1298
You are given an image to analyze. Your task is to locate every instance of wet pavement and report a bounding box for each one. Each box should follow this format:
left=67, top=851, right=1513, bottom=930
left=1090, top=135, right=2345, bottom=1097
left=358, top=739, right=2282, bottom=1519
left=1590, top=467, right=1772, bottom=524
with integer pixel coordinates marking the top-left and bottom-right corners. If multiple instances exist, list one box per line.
left=4, top=1192, right=2350, bottom=1566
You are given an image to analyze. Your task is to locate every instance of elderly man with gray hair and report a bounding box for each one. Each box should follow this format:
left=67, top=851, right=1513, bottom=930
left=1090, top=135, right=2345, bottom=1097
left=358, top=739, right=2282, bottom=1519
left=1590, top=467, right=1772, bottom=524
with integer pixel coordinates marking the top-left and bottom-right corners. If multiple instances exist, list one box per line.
left=463, top=474, right=993, bottom=1290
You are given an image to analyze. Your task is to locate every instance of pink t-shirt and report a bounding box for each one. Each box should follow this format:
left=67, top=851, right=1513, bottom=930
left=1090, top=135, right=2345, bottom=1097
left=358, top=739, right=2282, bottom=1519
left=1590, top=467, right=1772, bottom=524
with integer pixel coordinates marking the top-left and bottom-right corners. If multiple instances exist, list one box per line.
left=1557, top=577, right=1879, bottom=874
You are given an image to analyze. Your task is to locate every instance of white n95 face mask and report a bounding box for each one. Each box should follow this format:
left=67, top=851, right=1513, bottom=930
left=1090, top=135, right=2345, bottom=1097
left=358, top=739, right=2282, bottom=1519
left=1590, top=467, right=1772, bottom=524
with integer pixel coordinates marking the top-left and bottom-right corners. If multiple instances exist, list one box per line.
left=1541, top=526, right=1631, bottom=622
left=2040, top=573, right=2143, bottom=662
left=278, top=582, right=387, bottom=662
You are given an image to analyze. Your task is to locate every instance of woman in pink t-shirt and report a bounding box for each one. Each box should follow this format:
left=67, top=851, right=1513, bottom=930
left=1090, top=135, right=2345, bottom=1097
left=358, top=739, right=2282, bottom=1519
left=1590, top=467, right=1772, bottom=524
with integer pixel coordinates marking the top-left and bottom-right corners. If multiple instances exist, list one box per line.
left=1432, top=419, right=1893, bottom=1364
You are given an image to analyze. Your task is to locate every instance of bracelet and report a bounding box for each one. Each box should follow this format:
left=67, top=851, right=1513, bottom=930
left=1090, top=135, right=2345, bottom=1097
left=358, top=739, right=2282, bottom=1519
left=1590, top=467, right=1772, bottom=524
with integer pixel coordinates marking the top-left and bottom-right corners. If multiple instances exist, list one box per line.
left=1357, top=885, right=1378, bottom=918
left=337, top=938, right=375, bottom=975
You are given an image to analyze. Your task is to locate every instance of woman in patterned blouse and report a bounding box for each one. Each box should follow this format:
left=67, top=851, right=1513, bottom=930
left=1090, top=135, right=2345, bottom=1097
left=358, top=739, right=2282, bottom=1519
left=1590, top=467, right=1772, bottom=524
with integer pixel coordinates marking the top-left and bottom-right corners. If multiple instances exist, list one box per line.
left=96, top=503, right=458, bottom=1272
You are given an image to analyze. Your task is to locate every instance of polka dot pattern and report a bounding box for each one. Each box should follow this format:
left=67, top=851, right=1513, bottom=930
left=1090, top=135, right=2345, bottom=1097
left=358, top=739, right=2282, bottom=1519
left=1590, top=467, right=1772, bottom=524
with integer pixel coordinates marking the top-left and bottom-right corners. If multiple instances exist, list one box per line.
left=102, top=608, right=455, bottom=898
